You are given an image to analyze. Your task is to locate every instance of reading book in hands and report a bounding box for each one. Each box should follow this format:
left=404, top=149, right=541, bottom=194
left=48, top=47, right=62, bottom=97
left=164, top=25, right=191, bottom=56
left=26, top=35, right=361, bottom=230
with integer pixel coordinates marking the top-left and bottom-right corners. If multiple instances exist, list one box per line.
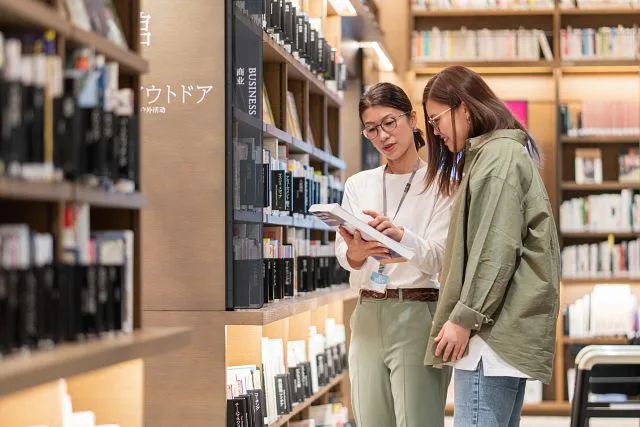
left=309, top=203, right=415, bottom=264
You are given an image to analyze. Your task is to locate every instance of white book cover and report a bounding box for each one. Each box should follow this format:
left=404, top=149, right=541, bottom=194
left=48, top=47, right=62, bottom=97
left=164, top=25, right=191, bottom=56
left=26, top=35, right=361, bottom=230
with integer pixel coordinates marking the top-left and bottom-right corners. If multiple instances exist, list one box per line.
left=309, top=203, right=415, bottom=263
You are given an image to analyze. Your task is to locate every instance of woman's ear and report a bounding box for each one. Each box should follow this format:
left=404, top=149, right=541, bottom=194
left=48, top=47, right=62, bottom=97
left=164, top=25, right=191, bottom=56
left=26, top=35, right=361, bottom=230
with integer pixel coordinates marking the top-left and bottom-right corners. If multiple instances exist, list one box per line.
left=410, top=110, right=417, bottom=129
left=461, top=102, right=471, bottom=124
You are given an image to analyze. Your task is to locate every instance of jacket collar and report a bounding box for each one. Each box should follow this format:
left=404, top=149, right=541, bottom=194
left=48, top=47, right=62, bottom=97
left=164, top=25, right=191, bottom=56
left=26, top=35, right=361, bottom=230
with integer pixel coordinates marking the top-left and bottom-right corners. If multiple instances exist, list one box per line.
left=466, top=129, right=528, bottom=153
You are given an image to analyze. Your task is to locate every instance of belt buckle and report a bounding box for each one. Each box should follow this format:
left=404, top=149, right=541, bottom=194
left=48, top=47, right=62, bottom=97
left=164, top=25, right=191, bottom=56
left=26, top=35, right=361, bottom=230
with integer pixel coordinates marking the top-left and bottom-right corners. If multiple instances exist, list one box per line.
left=370, top=288, right=388, bottom=300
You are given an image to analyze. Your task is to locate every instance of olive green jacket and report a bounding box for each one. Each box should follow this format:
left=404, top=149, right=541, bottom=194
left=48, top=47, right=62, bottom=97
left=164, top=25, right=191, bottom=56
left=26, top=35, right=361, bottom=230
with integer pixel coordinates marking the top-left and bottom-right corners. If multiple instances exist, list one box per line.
left=424, top=129, right=561, bottom=384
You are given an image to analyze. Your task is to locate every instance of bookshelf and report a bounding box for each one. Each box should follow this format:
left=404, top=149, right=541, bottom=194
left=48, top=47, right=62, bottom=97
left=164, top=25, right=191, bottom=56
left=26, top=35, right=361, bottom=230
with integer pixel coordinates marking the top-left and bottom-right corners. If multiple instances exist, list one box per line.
left=409, top=0, right=640, bottom=416
left=0, top=0, right=189, bottom=426
left=140, top=1, right=370, bottom=425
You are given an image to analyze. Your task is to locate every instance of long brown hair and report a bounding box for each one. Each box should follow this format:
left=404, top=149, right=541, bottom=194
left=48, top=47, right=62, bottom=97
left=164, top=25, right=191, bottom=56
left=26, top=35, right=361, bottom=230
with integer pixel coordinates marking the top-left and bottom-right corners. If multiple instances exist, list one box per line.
left=360, top=82, right=425, bottom=151
left=422, top=65, right=540, bottom=197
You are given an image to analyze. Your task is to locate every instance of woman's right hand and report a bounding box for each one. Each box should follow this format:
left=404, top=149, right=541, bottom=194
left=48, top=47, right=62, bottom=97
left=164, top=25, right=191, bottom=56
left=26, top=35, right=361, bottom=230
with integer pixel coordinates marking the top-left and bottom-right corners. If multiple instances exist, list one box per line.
left=338, top=226, right=390, bottom=269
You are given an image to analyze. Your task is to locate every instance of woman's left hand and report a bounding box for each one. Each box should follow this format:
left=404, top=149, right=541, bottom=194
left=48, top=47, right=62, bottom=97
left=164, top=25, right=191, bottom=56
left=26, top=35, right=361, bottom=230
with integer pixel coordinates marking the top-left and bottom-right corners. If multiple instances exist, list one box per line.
left=363, top=210, right=404, bottom=242
left=434, top=320, right=471, bottom=362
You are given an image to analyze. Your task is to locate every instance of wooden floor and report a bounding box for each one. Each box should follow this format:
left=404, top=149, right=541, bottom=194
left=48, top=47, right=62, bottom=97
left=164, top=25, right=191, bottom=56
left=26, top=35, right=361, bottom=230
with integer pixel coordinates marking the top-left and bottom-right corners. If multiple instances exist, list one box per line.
left=445, top=417, right=640, bottom=426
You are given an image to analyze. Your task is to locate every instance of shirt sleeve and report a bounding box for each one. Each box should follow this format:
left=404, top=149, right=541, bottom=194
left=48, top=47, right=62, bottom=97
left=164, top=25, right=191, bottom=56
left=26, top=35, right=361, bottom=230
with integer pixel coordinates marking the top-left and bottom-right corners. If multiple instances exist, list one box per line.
left=448, top=175, right=524, bottom=331
left=335, top=180, right=377, bottom=275
left=398, top=193, right=452, bottom=275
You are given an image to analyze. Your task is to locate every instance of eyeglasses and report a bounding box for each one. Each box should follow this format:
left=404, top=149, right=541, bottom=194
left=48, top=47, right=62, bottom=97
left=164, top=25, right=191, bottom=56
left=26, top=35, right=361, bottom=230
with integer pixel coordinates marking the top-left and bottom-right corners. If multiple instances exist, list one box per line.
left=427, top=107, right=452, bottom=133
left=362, top=111, right=410, bottom=140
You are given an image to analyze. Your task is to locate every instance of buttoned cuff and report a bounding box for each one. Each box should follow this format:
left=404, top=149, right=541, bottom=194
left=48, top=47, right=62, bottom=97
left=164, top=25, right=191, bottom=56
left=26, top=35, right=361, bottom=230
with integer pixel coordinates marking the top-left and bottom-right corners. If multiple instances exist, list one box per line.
left=449, top=301, right=493, bottom=331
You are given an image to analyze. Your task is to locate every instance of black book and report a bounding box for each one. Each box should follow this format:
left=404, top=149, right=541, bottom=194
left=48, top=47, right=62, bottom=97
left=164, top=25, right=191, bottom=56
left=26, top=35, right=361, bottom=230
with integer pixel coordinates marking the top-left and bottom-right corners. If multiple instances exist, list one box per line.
left=283, top=170, right=292, bottom=213
left=316, top=353, right=327, bottom=386
left=5, top=269, right=20, bottom=352
left=227, top=398, right=249, bottom=427
left=288, top=366, right=304, bottom=403
left=290, top=6, right=298, bottom=55
left=237, top=394, right=255, bottom=427
left=262, top=162, right=271, bottom=209
left=246, top=389, right=265, bottom=427
left=0, top=270, right=11, bottom=354
left=21, top=267, right=38, bottom=349
left=274, top=258, right=284, bottom=300
left=36, top=264, right=55, bottom=345
left=296, top=15, right=307, bottom=59
left=27, top=56, right=46, bottom=168
left=3, top=40, right=23, bottom=177
left=292, top=177, right=306, bottom=214
left=300, top=362, right=313, bottom=398
left=262, top=258, right=271, bottom=304
left=271, top=170, right=285, bottom=211
left=269, top=0, right=282, bottom=35
left=297, top=256, right=312, bottom=292
left=332, top=345, right=342, bottom=374
left=325, top=347, right=335, bottom=378
left=308, top=29, right=318, bottom=71
left=283, top=257, right=294, bottom=297
left=109, top=265, right=123, bottom=331
left=274, top=373, right=291, bottom=415
left=282, top=2, right=292, bottom=47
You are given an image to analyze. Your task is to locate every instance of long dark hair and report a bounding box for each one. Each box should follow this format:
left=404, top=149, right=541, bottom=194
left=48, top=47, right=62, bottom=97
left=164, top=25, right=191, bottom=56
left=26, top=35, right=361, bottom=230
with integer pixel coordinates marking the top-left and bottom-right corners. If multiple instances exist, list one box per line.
left=359, top=82, right=425, bottom=151
left=422, top=65, right=541, bottom=197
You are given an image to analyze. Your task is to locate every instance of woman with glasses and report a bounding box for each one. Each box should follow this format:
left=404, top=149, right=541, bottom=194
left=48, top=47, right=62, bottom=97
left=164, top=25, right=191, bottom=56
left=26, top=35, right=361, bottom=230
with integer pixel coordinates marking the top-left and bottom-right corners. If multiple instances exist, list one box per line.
left=421, top=65, right=560, bottom=427
left=334, top=82, right=453, bottom=427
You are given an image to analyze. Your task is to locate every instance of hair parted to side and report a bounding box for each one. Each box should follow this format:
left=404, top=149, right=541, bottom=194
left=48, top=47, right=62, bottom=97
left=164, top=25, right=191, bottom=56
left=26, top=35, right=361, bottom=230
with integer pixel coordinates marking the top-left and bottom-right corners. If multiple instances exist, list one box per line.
left=422, top=65, right=541, bottom=197
left=359, top=82, right=425, bottom=151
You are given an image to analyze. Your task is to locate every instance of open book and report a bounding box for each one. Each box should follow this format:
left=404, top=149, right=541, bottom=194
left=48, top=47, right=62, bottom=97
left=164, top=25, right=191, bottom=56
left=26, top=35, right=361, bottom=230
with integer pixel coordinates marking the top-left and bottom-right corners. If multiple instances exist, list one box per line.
left=309, top=203, right=415, bottom=264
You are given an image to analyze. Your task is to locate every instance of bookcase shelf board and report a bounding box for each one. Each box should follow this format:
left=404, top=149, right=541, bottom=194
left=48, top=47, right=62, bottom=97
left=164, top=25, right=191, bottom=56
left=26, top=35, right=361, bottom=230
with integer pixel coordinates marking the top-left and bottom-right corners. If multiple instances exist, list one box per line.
left=0, top=0, right=148, bottom=74
left=74, top=187, right=149, bottom=209
left=0, top=179, right=75, bottom=202
left=562, top=278, right=640, bottom=285
left=561, top=336, right=628, bottom=345
left=412, top=8, right=555, bottom=16
left=561, top=182, right=640, bottom=191
left=561, top=232, right=640, bottom=239
left=0, top=327, right=190, bottom=398
left=561, top=135, right=640, bottom=144
left=269, top=372, right=347, bottom=427
left=560, top=7, right=640, bottom=15
left=412, top=61, right=555, bottom=75
left=227, top=285, right=357, bottom=326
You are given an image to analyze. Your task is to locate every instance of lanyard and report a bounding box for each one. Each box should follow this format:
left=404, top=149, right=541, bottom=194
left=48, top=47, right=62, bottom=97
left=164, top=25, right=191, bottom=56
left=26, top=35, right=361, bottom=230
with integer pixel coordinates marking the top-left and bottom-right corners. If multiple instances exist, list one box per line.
left=383, top=158, right=421, bottom=221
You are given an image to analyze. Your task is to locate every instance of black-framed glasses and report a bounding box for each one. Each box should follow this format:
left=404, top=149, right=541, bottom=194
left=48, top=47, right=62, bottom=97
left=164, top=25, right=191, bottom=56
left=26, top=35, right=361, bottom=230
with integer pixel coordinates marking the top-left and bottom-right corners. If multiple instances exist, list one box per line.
left=362, top=111, right=410, bottom=140
left=427, top=106, right=452, bottom=133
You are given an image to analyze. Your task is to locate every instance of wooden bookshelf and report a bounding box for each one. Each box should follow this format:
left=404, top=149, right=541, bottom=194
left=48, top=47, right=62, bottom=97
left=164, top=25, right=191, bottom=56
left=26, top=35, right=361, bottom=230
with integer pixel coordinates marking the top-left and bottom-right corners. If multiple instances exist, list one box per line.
left=562, top=278, right=640, bottom=285
left=269, top=372, right=348, bottom=427
left=562, top=232, right=639, bottom=239
left=562, top=336, right=628, bottom=345
left=0, top=328, right=189, bottom=398
left=412, top=7, right=555, bottom=16
left=561, top=135, right=640, bottom=144
left=561, top=182, right=640, bottom=191
left=0, top=0, right=148, bottom=74
left=560, top=7, right=640, bottom=15
left=228, top=285, right=357, bottom=326
left=445, top=401, right=571, bottom=416
left=0, top=1, right=192, bottom=426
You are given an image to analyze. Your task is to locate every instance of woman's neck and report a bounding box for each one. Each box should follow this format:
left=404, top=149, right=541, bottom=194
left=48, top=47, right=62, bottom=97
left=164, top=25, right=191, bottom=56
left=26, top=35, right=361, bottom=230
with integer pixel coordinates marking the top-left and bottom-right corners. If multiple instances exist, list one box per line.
left=386, top=150, right=424, bottom=174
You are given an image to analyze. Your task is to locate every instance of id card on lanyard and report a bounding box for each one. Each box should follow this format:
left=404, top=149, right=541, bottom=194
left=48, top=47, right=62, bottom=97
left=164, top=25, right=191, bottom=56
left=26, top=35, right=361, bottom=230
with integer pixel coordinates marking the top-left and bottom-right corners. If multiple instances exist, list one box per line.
left=369, top=160, right=420, bottom=292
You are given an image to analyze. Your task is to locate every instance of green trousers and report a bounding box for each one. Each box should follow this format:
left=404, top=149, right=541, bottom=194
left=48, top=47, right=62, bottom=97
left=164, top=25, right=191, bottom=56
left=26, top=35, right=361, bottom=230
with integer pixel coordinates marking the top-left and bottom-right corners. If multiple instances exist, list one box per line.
left=349, top=296, right=451, bottom=427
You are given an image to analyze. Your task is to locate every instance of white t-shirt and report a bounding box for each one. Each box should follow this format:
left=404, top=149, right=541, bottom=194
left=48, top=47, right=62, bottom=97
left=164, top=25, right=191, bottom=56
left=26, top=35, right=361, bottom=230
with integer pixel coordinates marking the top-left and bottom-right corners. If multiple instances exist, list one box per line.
left=453, top=336, right=531, bottom=378
left=334, top=165, right=452, bottom=290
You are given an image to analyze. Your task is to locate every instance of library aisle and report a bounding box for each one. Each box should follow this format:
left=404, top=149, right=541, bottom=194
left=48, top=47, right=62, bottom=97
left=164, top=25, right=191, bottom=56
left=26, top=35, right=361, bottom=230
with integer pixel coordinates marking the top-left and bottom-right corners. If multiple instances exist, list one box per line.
left=0, top=0, right=639, bottom=426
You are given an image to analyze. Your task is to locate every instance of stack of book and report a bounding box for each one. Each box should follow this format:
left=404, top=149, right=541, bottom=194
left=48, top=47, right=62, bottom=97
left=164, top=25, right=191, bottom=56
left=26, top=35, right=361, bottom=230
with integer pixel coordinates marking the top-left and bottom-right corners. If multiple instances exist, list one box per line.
left=559, top=100, right=640, bottom=137
left=559, top=190, right=640, bottom=232
left=226, top=320, right=348, bottom=426
left=562, top=237, right=640, bottom=279
left=0, top=30, right=138, bottom=192
left=0, top=204, right=134, bottom=357
left=560, top=26, right=639, bottom=60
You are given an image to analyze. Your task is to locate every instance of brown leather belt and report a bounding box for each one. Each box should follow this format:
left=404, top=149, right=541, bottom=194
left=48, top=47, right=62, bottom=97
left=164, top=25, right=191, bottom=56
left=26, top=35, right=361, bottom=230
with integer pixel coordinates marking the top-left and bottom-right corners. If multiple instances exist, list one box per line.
left=360, top=288, right=439, bottom=302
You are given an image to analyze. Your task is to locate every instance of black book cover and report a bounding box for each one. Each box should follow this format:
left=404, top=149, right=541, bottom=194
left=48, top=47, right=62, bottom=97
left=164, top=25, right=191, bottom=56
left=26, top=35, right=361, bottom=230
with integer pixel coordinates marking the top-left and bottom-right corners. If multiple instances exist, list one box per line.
left=316, top=353, right=327, bottom=386
left=29, top=76, right=45, bottom=165
left=5, top=270, right=20, bottom=352
left=21, top=268, right=38, bottom=348
left=262, top=163, right=271, bottom=208
left=263, top=0, right=270, bottom=29
left=272, top=170, right=286, bottom=211
left=284, top=373, right=294, bottom=411
left=4, top=78, right=23, bottom=174
left=274, top=258, right=284, bottom=300
left=0, top=270, right=11, bottom=354
left=292, top=177, right=306, bottom=214
left=339, top=342, right=348, bottom=368
left=317, top=37, right=325, bottom=74
left=263, top=258, right=271, bottom=304
left=102, top=108, right=115, bottom=182
left=237, top=394, right=255, bottom=427
left=109, top=265, right=123, bottom=331
left=296, top=15, right=307, bottom=58
left=282, top=1, right=292, bottom=46
left=269, top=0, right=281, bottom=34
left=290, top=6, right=298, bottom=54
left=21, top=76, right=35, bottom=167
left=226, top=398, right=248, bottom=427
left=240, top=158, right=255, bottom=209
left=288, top=366, right=304, bottom=403
left=96, top=265, right=110, bottom=333
left=283, top=170, right=292, bottom=213
left=246, top=389, right=265, bottom=427
left=36, top=264, right=56, bottom=344
left=297, top=256, right=311, bottom=292
left=283, top=257, right=294, bottom=297
left=332, top=345, right=342, bottom=374
left=325, top=347, right=335, bottom=378
left=79, top=265, right=98, bottom=335
left=308, top=29, right=317, bottom=71
left=130, top=112, right=140, bottom=190
left=59, top=76, right=83, bottom=179
left=115, top=112, right=131, bottom=185
left=300, top=362, right=313, bottom=398
left=274, top=374, right=290, bottom=415
left=0, top=72, right=6, bottom=171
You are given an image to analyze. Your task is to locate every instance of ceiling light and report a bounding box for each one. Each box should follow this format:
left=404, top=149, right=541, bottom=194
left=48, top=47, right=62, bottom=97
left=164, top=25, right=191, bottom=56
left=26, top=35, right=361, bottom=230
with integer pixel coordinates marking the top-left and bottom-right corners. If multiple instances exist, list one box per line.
left=359, top=41, right=394, bottom=71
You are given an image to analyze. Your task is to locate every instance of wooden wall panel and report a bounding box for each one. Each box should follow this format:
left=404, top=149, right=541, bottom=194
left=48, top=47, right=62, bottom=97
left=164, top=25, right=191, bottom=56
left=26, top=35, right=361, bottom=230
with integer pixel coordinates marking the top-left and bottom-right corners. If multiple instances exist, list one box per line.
left=140, top=0, right=227, bottom=311
left=143, top=311, right=227, bottom=427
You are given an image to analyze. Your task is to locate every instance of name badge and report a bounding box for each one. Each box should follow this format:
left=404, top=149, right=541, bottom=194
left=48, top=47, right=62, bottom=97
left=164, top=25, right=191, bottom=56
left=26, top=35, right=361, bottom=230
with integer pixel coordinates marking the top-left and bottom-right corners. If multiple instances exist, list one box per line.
left=370, top=271, right=389, bottom=293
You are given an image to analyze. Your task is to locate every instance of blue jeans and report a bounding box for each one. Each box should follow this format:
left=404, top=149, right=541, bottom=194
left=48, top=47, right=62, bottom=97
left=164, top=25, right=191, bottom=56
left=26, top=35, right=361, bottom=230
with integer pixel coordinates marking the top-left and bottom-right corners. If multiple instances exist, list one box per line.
left=453, top=361, right=527, bottom=427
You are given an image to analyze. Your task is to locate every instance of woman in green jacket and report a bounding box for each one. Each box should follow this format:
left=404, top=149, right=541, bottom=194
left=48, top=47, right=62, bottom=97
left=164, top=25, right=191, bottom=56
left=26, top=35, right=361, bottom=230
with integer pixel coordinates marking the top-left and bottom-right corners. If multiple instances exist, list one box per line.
left=421, top=65, right=561, bottom=427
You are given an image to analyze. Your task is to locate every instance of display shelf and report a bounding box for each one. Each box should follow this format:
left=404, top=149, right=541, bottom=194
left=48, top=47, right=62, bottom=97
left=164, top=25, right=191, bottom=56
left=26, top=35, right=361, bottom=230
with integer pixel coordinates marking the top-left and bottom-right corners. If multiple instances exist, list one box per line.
left=227, top=285, right=357, bottom=326
left=445, top=402, right=571, bottom=416
left=0, top=178, right=75, bottom=202
left=0, top=328, right=190, bottom=398
left=561, top=182, right=640, bottom=191
left=561, top=232, right=640, bottom=239
left=562, top=336, right=628, bottom=345
left=560, top=135, right=640, bottom=144
left=412, top=7, right=555, bottom=16
left=269, top=372, right=348, bottom=427
left=263, top=32, right=343, bottom=108
left=0, top=0, right=148, bottom=74
left=75, top=186, right=149, bottom=209
left=562, top=278, right=640, bottom=285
